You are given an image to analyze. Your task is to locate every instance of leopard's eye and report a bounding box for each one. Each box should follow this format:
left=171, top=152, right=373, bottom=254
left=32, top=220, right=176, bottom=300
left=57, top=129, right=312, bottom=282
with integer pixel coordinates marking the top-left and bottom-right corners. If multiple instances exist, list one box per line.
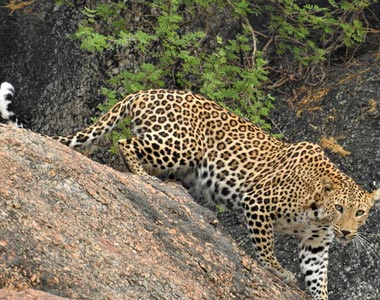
left=335, top=204, right=344, bottom=212
left=355, top=209, right=365, bottom=217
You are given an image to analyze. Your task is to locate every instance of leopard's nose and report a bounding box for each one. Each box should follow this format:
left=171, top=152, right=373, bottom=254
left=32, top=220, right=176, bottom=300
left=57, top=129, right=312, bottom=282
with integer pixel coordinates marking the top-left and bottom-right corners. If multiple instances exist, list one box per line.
left=341, top=230, right=351, bottom=237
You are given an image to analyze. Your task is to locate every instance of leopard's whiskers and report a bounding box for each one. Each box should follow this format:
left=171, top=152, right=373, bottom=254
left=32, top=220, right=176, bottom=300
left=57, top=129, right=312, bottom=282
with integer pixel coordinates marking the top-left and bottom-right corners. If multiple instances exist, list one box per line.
left=355, top=233, right=380, bottom=261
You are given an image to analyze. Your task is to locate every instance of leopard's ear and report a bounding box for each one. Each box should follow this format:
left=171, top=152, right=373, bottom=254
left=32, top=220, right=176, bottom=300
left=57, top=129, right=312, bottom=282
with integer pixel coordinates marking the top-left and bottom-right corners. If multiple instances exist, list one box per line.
left=369, top=189, right=380, bottom=206
left=321, top=176, right=335, bottom=196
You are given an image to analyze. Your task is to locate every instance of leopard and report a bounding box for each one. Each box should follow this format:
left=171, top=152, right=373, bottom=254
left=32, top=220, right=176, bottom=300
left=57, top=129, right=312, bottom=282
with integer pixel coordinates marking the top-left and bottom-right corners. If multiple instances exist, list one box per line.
left=53, top=89, right=379, bottom=300
left=0, top=82, right=23, bottom=128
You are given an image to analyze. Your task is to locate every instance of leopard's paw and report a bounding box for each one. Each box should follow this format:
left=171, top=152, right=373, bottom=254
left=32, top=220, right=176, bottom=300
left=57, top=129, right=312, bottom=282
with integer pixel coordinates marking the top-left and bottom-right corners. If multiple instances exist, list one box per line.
left=267, top=266, right=297, bottom=286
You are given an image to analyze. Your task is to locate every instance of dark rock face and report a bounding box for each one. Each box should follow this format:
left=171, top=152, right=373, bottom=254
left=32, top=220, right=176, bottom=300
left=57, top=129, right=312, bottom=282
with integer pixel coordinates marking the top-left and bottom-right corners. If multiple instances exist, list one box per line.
left=0, top=1, right=379, bottom=300
left=0, top=1, right=106, bottom=135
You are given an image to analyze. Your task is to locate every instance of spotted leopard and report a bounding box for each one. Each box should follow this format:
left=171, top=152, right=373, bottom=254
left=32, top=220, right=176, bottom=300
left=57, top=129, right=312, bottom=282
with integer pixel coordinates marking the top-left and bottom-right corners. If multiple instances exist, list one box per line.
left=54, top=89, right=379, bottom=300
left=0, top=82, right=23, bottom=128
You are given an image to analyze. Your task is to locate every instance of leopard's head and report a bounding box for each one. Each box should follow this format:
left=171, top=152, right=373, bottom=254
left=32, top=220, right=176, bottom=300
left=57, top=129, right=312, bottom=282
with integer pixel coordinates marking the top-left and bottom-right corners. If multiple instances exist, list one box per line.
left=320, top=176, right=379, bottom=244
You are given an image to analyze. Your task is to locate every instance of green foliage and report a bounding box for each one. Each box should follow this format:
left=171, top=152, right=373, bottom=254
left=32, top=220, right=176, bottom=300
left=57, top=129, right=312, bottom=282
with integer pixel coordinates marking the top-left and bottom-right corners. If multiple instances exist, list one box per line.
left=55, top=0, right=74, bottom=7
left=71, top=0, right=275, bottom=148
left=267, top=0, right=377, bottom=66
left=216, top=204, right=226, bottom=214
left=64, top=0, right=375, bottom=149
left=73, top=25, right=111, bottom=53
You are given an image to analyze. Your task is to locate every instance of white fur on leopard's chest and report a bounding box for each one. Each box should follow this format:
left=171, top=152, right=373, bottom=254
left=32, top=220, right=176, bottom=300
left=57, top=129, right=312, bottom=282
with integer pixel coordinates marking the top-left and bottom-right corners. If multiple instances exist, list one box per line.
left=273, top=206, right=330, bottom=235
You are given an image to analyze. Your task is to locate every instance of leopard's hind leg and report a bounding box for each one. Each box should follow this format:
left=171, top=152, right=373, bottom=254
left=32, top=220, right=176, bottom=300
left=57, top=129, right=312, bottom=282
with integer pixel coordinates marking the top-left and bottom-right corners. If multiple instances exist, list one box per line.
left=118, top=134, right=203, bottom=177
left=117, top=137, right=149, bottom=176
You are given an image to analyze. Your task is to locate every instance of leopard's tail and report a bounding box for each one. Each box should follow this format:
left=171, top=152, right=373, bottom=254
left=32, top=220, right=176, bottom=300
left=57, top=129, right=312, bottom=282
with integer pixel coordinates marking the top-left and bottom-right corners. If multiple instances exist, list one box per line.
left=53, top=93, right=137, bottom=148
left=0, top=82, right=23, bottom=128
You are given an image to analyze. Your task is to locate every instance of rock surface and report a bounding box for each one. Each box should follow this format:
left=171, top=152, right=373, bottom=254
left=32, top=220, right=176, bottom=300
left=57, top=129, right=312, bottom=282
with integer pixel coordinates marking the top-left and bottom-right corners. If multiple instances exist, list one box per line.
left=0, top=125, right=307, bottom=300
left=0, top=288, right=69, bottom=300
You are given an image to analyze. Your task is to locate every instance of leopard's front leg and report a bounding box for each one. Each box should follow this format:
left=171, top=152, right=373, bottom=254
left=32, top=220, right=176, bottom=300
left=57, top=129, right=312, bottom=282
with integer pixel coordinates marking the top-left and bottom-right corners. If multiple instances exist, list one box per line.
left=243, top=201, right=297, bottom=284
left=298, top=227, right=334, bottom=300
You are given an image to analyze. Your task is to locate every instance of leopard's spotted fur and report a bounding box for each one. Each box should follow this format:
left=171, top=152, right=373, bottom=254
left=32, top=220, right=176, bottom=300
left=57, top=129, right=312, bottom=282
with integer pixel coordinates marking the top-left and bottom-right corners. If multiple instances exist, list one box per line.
left=0, top=82, right=23, bottom=128
left=54, top=89, right=379, bottom=300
